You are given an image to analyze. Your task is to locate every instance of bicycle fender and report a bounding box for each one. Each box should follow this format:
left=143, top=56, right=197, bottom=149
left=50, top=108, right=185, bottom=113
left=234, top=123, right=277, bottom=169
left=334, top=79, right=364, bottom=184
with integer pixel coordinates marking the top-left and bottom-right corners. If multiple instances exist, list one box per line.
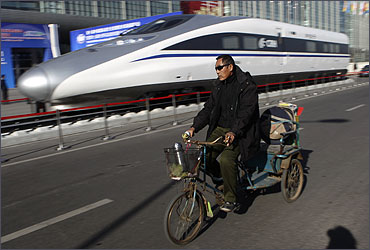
left=281, top=152, right=303, bottom=170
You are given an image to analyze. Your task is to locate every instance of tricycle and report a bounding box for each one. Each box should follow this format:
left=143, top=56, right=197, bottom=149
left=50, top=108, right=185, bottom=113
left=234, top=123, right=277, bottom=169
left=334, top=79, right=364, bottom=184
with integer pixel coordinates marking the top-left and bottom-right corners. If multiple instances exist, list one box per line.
left=163, top=102, right=304, bottom=245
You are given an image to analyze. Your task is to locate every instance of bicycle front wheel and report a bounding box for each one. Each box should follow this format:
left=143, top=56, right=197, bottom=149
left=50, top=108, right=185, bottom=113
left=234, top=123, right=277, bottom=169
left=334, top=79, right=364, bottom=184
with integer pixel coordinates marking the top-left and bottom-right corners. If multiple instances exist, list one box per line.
left=164, top=190, right=204, bottom=245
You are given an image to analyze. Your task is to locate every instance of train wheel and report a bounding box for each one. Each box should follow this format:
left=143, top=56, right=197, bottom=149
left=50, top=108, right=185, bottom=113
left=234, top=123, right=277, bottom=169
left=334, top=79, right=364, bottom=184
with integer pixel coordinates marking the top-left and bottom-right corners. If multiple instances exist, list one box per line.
left=164, top=191, right=204, bottom=245
left=281, top=159, right=304, bottom=203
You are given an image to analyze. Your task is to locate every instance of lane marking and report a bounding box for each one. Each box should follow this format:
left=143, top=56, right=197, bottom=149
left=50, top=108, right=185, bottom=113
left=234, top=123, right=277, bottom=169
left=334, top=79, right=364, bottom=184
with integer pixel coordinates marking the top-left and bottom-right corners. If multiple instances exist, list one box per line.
left=1, top=123, right=193, bottom=168
left=345, top=104, right=365, bottom=112
left=1, top=199, right=113, bottom=244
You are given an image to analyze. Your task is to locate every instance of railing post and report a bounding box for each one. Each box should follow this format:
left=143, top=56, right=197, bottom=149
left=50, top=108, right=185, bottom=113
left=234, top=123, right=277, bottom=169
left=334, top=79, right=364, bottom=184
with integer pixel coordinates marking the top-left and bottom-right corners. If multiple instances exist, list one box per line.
left=291, top=76, right=296, bottom=100
left=265, top=84, right=270, bottom=105
left=354, top=72, right=359, bottom=86
left=172, top=94, right=178, bottom=126
left=313, top=73, right=318, bottom=95
left=102, top=103, right=113, bottom=140
left=305, top=80, right=309, bottom=97
left=145, top=97, right=152, bottom=131
left=197, top=92, right=201, bottom=112
left=279, top=80, right=283, bottom=103
left=322, top=73, right=327, bottom=93
left=56, top=109, right=68, bottom=151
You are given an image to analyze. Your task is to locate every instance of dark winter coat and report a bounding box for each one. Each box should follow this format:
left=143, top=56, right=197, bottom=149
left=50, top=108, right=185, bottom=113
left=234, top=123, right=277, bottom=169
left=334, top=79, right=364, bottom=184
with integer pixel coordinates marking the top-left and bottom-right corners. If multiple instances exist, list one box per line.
left=192, top=65, right=260, bottom=162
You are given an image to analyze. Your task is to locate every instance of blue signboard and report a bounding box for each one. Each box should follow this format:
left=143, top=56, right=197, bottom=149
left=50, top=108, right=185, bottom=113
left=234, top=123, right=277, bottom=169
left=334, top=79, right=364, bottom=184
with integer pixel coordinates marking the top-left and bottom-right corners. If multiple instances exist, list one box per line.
left=1, top=22, right=52, bottom=88
left=70, top=12, right=182, bottom=51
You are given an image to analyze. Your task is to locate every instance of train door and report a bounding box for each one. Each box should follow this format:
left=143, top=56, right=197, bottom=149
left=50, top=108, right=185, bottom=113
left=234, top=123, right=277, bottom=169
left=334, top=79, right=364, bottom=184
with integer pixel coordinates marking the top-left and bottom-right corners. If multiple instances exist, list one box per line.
left=276, top=27, right=287, bottom=73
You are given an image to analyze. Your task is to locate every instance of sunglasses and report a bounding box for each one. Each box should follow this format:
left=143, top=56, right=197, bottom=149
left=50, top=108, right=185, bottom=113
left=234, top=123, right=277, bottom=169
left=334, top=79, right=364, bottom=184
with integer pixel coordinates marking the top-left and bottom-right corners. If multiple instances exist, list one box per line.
left=215, top=64, right=230, bottom=71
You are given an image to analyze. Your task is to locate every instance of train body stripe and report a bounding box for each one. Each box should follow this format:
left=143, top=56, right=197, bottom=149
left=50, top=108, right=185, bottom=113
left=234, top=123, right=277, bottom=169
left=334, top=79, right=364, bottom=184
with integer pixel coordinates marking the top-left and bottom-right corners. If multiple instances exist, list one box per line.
left=132, top=53, right=350, bottom=62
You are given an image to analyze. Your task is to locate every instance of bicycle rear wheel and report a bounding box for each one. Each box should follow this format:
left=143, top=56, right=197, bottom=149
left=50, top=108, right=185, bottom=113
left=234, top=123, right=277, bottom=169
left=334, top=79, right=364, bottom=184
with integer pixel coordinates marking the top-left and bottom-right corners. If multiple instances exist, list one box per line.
left=281, top=158, right=304, bottom=202
left=164, top=190, right=204, bottom=245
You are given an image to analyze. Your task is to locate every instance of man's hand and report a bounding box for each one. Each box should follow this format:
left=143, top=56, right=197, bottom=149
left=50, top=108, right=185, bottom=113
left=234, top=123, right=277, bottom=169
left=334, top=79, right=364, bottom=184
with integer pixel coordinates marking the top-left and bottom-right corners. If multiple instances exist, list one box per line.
left=184, top=127, right=195, bottom=138
left=224, top=132, right=236, bottom=146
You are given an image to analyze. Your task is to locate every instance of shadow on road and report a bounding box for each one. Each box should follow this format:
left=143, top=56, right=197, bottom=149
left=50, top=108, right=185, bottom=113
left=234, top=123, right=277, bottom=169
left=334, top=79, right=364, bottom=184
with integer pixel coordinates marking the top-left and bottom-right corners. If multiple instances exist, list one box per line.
left=326, top=226, right=357, bottom=249
left=300, top=118, right=351, bottom=124
left=75, top=181, right=176, bottom=249
left=300, top=148, right=313, bottom=194
left=1, top=144, right=58, bottom=163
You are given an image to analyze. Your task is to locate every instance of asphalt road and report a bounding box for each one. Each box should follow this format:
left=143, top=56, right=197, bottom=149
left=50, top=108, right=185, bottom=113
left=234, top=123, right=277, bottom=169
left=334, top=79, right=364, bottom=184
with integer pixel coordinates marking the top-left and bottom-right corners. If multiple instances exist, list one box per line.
left=1, top=83, right=369, bottom=249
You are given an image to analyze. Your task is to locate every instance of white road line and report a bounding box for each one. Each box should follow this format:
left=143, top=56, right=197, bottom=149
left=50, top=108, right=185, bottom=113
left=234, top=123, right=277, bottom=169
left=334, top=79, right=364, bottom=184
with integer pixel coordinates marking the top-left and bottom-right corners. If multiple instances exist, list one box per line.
left=1, top=123, right=194, bottom=168
left=345, top=104, right=366, bottom=112
left=1, top=199, right=113, bottom=244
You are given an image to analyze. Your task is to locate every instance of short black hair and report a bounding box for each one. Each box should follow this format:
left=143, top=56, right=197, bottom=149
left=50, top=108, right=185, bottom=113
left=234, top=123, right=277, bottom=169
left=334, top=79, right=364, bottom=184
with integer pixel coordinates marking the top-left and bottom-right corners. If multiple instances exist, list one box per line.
left=216, top=54, right=235, bottom=67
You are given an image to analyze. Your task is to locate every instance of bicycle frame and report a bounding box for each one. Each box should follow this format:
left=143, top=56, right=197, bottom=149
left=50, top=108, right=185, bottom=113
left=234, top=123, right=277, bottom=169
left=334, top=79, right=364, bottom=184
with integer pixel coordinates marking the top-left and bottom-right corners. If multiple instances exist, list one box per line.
left=182, top=144, right=223, bottom=203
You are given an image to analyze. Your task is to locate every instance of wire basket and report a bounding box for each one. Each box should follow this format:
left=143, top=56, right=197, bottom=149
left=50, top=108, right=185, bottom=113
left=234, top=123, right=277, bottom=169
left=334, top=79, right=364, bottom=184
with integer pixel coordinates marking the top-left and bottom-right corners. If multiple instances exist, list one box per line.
left=164, top=147, right=201, bottom=180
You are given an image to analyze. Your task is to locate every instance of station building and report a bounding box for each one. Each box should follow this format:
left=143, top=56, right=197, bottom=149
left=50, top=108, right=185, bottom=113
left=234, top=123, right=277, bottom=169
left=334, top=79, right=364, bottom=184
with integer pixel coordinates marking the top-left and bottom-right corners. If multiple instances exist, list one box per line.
left=1, top=1, right=368, bottom=89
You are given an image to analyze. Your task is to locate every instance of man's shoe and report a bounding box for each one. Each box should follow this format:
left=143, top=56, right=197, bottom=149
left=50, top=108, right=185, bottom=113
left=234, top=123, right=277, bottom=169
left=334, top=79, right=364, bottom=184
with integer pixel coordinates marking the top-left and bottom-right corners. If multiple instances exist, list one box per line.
left=220, top=201, right=237, bottom=212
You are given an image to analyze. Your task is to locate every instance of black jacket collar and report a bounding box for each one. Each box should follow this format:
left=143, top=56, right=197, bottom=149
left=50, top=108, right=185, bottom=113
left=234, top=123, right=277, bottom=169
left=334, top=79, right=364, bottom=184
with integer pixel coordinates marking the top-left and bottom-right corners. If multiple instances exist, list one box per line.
left=214, top=65, right=248, bottom=88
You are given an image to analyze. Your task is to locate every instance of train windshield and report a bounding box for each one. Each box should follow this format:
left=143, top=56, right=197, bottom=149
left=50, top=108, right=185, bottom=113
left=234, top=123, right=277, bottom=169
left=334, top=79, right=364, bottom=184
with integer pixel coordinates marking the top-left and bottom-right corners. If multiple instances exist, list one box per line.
left=124, top=15, right=194, bottom=35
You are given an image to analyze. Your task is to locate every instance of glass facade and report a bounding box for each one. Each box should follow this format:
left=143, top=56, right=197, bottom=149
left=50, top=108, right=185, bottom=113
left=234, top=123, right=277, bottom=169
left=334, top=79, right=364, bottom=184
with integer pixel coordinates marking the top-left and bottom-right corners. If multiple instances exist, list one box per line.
left=126, top=1, right=147, bottom=19
left=64, top=1, right=93, bottom=17
left=41, top=1, right=65, bottom=14
left=151, top=1, right=169, bottom=16
left=97, top=1, right=122, bottom=19
left=1, top=1, right=40, bottom=11
left=266, top=3, right=271, bottom=20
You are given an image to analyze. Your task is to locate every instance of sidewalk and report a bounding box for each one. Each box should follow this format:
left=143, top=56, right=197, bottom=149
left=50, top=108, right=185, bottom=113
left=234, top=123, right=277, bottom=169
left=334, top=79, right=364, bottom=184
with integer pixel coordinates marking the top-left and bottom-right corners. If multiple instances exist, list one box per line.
left=2, top=77, right=366, bottom=148
left=1, top=88, right=34, bottom=117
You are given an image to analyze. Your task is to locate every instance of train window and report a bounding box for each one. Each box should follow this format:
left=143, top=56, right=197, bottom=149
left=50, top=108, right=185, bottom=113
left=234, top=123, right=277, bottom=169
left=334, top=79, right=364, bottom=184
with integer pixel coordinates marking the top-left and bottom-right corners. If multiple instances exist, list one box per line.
left=126, top=15, right=194, bottom=35
left=164, top=35, right=217, bottom=50
left=222, top=36, right=240, bottom=49
left=306, top=41, right=316, bottom=52
left=164, top=33, right=243, bottom=50
left=142, top=20, right=165, bottom=33
left=323, top=43, right=329, bottom=53
left=335, top=44, right=340, bottom=53
left=243, top=36, right=258, bottom=50
left=284, top=38, right=305, bottom=52
left=340, top=44, right=349, bottom=54
left=329, top=43, right=335, bottom=53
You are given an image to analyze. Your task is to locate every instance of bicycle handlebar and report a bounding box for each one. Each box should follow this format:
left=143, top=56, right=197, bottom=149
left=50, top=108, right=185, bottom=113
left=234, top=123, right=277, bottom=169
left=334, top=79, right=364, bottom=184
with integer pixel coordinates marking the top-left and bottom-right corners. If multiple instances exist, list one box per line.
left=182, top=135, right=225, bottom=146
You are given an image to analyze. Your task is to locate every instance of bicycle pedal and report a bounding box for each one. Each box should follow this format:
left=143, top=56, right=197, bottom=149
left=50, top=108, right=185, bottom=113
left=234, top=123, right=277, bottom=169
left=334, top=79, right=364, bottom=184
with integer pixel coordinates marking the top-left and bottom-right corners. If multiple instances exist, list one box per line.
left=216, top=184, right=224, bottom=191
left=215, top=193, right=224, bottom=206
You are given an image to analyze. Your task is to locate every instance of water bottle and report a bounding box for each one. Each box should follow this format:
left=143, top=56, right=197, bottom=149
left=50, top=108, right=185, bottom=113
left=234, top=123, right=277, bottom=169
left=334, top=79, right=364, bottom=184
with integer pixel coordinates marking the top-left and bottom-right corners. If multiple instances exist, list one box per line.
left=197, top=149, right=203, bottom=161
left=182, top=131, right=191, bottom=141
left=174, top=142, right=186, bottom=168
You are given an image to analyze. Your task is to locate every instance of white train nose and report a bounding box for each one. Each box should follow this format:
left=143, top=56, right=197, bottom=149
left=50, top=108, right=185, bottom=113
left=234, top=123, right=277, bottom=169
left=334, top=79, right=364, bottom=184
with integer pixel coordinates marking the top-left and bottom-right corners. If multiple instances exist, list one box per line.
left=18, top=67, right=50, bottom=101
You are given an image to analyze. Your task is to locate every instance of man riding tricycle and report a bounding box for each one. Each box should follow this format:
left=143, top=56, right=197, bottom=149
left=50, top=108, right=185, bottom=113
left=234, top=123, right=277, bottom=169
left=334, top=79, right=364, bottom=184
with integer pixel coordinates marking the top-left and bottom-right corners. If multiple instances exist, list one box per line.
left=163, top=54, right=305, bottom=245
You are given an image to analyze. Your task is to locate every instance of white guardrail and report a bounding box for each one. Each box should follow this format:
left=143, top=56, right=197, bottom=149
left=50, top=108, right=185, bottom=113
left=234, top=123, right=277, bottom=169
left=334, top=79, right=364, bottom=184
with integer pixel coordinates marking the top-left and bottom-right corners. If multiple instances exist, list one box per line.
left=2, top=77, right=368, bottom=148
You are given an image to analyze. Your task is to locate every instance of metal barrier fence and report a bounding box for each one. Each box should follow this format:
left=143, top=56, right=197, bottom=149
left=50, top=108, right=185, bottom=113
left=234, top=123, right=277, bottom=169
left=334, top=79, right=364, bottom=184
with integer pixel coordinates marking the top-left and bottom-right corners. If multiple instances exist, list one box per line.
left=1, top=72, right=367, bottom=150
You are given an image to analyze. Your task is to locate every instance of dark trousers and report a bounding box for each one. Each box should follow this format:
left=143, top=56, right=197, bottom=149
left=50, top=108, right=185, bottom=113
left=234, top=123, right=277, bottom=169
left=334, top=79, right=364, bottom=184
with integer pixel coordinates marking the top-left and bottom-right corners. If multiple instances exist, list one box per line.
left=206, top=126, right=240, bottom=203
left=1, top=88, right=8, bottom=100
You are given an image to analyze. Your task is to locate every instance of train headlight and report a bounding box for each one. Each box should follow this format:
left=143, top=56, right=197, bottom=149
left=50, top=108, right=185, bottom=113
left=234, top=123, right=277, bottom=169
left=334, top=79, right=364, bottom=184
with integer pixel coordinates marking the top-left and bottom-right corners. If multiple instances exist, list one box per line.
left=18, top=67, right=50, bottom=101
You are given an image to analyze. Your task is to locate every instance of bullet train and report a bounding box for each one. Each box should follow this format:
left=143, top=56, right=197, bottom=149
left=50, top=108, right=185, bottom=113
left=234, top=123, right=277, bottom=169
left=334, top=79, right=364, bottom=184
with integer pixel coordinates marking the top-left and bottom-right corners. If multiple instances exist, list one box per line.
left=18, top=14, right=349, bottom=109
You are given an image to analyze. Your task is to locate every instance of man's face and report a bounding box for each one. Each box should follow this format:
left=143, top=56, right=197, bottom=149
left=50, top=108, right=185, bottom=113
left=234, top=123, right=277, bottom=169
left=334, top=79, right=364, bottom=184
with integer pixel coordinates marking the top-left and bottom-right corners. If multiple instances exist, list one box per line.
left=215, top=58, right=233, bottom=81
